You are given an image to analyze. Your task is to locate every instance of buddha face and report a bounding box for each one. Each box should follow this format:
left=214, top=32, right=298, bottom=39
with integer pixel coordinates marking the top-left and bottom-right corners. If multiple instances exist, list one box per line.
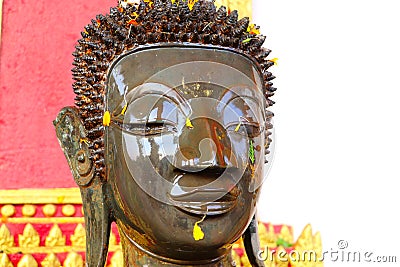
left=105, top=45, right=270, bottom=262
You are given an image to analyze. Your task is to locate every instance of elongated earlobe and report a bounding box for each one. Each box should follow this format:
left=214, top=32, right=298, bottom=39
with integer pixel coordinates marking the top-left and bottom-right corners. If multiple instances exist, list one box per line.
left=80, top=182, right=112, bottom=267
left=243, top=214, right=265, bottom=267
left=54, top=107, right=95, bottom=186
left=54, top=107, right=111, bottom=267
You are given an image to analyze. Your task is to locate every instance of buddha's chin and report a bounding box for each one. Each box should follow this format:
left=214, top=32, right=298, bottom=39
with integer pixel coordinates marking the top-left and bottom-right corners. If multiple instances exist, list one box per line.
left=118, top=222, right=233, bottom=263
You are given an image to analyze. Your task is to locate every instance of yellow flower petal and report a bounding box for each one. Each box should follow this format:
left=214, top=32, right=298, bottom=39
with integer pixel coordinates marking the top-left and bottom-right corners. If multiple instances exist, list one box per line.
left=234, top=122, right=242, bottom=132
left=188, top=0, right=198, bottom=10
left=80, top=138, right=89, bottom=145
left=186, top=118, right=194, bottom=129
left=121, top=104, right=128, bottom=115
left=193, top=222, right=204, bottom=241
left=131, top=12, right=139, bottom=19
left=270, top=58, right=279, bottom=66
left=247, top=24, right=261, bottom=35
left=103, top=111, right=111, bottom=126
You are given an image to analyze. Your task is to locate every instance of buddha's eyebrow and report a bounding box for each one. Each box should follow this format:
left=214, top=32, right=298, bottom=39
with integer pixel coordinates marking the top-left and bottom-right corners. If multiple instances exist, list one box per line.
left=125, top=83, right=192, bottom=116
left=216, top=89, right=264, bottom=117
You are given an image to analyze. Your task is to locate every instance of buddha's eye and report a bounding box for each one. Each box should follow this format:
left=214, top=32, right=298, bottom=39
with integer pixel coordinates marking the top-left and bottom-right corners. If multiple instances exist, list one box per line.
left=113, top=94, right=184, bottom=136
left=226, top=121, right=264, bottom=138
left=113, top=120, right=178, bottom=136
left=222, top=96, right=264, bottom=138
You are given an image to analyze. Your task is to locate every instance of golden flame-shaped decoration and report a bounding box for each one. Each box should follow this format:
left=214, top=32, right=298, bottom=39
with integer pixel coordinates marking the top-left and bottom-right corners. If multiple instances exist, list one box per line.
left=63, top=252, right=83, bottom=267
left=70, top=224, right=85, bottom=247
left=291, top=224, right=321, bottom=267
left=238, top=239, right=274, bottom=267
left=19, top=224, right=40, bottom=248
left=17, top=254, right=38, bottom=267
left=265, top=248, right=276, bottom=267
left=278, top=225, right=294, bottom=244
left=241, top=244, right=276, bottom=267
left=313, top=232, right=323, bottom=267
left=275, top=245, right=289, bottom=267
left=258, top=222, right=277, bottom=248
left=232, top=236, right=244, bottom=250
left=294, top=224, right=314, bottom=251
left=313, top=231, right=322, bottom=250
left=0, top=224, right=14, bottom=248
left=109, top=231, right=117, bottom=246
left=45, top=224, right=66, bottom=247
left=258, top=221, right=267, bottom=235
left=41, top=253, right=61, bottom=267
left=108, top=250, right=123, bottom=267
left=0, top=253, right=13, bottom=267
left=231, top=250, right=241, bottom=267
left=239, top=223, right=324, bottom=267
left=241, top=255, right=250, bottom=267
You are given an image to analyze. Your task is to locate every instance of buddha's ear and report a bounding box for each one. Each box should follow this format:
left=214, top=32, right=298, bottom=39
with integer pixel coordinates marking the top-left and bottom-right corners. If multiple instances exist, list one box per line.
left=54, top=107, right=111, bottom=267
left=54, top=106, right=94, bottom=186
left=242, top=214, right=265, bottom=267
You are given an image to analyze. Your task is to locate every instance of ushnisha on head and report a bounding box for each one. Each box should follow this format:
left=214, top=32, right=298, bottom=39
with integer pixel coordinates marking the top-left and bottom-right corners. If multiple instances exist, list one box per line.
left=55, top=0, right=276, bottom=266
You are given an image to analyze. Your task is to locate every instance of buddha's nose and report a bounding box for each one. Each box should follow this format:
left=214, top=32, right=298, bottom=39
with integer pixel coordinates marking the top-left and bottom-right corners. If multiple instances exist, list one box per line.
left=174, top=118, right=234, bottom=170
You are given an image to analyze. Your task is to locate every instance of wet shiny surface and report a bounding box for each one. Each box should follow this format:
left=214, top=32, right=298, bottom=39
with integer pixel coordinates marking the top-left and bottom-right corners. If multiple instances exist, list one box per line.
left=106, top=46, right=267, bottom=262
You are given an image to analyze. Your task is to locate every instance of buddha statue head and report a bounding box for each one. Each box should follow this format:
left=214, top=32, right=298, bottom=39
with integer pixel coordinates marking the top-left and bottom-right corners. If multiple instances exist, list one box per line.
left=55, top=1, right=276, bottom=266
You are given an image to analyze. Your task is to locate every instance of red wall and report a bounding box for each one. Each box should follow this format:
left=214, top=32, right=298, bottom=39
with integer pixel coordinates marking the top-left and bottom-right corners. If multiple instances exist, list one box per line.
left=0, top=0, right=113, bottom=189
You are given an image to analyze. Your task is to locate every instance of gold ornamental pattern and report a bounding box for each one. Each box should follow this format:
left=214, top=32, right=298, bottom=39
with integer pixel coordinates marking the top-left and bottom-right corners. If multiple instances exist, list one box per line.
left=0, top=187, right=322, bottom=267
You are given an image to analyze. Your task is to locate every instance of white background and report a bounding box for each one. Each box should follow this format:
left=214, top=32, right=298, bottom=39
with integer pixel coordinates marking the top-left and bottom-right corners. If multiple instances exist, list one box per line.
left=254, top=0, right=400, bottom=266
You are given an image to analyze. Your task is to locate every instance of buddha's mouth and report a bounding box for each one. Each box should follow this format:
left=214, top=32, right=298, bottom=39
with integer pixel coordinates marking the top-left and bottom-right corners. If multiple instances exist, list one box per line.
left=169, top=172, right=240, bottom=216
left=170, top=190, right=237, bottom=215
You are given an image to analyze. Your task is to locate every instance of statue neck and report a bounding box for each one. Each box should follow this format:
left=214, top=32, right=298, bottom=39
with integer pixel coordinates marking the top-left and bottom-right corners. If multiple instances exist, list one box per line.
left=119, top=228, right=235, bottom=267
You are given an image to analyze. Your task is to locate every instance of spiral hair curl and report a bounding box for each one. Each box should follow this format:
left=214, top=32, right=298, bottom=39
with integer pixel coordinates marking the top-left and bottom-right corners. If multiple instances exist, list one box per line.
left=72, top=0, right=276, bottom=179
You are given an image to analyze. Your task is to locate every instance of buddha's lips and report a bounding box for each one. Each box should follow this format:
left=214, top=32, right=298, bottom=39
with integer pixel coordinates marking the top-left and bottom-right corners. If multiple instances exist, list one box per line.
left=168, top=188, right=239, bottom=216
left=168, top=169, right=241, bottom=215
